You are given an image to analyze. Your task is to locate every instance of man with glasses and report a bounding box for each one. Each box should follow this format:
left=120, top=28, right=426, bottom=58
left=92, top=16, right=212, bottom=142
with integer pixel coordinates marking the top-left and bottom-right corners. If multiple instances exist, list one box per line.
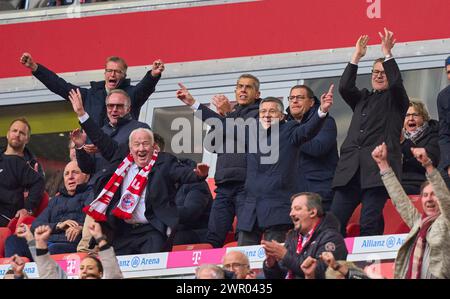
left=437, top=56, right=450, bottom=188
left=330, top=28, right=409, bottom=237
left=222, top=251, right=256, bottom=279
left=176, top=74, right=263, bottom=248
left=286, top=85, right=338, bottom=211
left=20, top=53, right=164, bottom=127
left=72, top=89, right=150, bottom=185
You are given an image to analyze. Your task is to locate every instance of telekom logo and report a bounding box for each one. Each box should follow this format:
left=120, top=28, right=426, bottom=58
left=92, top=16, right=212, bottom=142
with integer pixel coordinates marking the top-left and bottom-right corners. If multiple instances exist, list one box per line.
left=192, top=251, right=202, bottom=265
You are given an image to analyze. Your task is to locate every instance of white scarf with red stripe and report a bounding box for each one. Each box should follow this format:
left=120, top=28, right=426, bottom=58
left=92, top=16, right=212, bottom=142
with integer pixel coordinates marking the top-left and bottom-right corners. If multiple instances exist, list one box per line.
left=83, top=151, right=158, bottom=222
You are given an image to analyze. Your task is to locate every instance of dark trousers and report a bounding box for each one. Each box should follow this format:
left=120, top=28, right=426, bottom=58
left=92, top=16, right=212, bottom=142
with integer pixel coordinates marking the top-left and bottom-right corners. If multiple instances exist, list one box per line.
left=237, top=224, right=292, bottom=246
left=112, top=223, right=167, bottom=255
left=206, top=182, right=245, bottom=248
left=5, top=235, right=78, bottom=261
left=331, top=171, right=389, bottom=237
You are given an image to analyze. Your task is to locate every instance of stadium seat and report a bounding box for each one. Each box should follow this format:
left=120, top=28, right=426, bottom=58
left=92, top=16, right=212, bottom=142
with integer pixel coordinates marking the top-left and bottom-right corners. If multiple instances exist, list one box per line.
left=223, top=216, right=237, bottom=244
left=0, top=192, right=49, bottom=257
left=223, top=241, right=238, bottom=248
left=207, top=178, right=217, bottom=199
left=171, top=243, right=213, bottom=251
left=0, top=256, right=30, bottom=265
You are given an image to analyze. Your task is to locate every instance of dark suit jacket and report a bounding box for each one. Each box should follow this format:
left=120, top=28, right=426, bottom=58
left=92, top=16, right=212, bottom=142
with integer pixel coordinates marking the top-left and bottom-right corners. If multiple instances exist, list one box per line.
left=333, top=59, right=409, bottom=189
left=80, top=117, right=206, bottom=238
left=238, top=111, right=326, bottom=232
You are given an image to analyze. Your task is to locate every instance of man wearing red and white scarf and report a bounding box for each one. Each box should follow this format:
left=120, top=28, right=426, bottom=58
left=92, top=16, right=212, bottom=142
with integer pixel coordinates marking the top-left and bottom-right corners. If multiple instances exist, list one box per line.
left=262, top=192, right=347, bottom=279
left=68, top=89, right=210, bottom=255
left=373, top=143, right=450, bottom=278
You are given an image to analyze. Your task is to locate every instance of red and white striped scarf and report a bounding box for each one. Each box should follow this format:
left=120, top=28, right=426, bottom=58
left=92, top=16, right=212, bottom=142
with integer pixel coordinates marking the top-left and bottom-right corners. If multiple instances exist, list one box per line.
left=405, top=213, right=438, bottom=279
left=83, top=151, right=158, bottom=222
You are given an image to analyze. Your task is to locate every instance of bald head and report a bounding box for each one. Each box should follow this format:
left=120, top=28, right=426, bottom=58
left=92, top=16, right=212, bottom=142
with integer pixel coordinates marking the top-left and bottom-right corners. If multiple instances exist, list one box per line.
left=222, top=251, right=250, bottom=279
left=63, top=161, right=89, bottom=195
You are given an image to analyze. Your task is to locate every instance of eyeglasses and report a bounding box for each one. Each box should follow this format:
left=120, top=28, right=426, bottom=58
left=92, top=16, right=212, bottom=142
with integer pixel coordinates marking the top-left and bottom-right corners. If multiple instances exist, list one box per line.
left=287, top=95, right=310, bottom=102
left=372, top=70, right=386, bottom=77
left=223, top=263, right=248, bottom=270
left=405, top=113, right=421, bottom=118
left=106, top=103, right=127, bottom=110
left=105, top=69, right=124, bottom=75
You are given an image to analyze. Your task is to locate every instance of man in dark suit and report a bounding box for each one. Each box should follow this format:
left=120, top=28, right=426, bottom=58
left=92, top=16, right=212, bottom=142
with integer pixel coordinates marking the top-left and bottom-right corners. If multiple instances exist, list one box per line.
left=176, top=75, right=262, bottom=248
left=68, top=89, right=209, bottom=255
left=286, top=85, right=339, bottom=211
left=330, top=28, right=409, bottom=236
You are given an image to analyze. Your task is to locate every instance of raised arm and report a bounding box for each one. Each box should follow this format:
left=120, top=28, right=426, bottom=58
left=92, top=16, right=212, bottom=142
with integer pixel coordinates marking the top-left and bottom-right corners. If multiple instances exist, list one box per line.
left=372, top=143, right=421, bottom=227
left=20, top=52, right=86, bottom=102
left=379, top=28, right=409, bottom=112
left=339, top=36, right=368, bottom=109
left=130, top=59, right=164, bottom=117
left=88, top=222, right=123, bottom=279
left=68, top=89, right=120, bottom=162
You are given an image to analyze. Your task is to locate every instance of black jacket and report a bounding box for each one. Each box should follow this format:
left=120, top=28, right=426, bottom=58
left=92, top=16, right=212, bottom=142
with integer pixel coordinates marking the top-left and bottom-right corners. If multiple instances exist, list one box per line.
left=1, top=146, right=45, bottom=178
left=197, top=99, right=261, bottom=184
left=263, top=213, right=347, bottom=279
left=76, top=115, right=150, bottom=185
left=437, top=85, right=450, bottom=171
left=175, top=158, right=212, bottom=232
left=0, top=153, right=45, bottom=226
left=238, top=111, right=326, bottom=232
left=401, top=119, right=440, bottom=192
left=333, top=59, right=409, bottom=189
left=33, top=63, right=160, bottom=127
left=286, top=100, right=338, bottom=203
left=32, top=184, right=92, bottom=243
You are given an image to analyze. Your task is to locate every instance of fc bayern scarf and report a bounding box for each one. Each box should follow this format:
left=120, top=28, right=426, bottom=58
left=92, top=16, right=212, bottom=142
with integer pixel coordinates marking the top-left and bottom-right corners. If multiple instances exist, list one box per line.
left=286, top=219, right=321, bottom=279
left=83, top=151, right=158, bottom=222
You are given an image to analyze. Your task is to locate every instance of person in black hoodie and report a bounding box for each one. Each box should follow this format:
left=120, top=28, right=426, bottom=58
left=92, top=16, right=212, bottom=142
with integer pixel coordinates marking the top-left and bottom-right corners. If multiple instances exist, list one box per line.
left=4, top=160, right=90, bottom=260
left=20, top=53, right=164, bottom=127
left=286, top=85, right=338, bottom=211
left=262, top=192, right=347, bottom=279
left=401, top=99, right=440, bottom=194
left=176, top=74, right=262, bottom=248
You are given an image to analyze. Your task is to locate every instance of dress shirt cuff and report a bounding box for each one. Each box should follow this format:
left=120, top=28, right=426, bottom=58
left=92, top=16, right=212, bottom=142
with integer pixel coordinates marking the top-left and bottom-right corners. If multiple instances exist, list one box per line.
left=318, top=107, right=328, bottom=118
left=190, top=100, right=200, bottom=111
left=78, top=113, right=90, bottom=123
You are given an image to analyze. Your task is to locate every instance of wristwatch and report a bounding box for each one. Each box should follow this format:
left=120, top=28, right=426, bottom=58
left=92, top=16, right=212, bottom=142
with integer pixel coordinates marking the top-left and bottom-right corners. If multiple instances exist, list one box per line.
left=27, top=209, right=34, bottom=216
left=385, top=54, right=392, bottom=59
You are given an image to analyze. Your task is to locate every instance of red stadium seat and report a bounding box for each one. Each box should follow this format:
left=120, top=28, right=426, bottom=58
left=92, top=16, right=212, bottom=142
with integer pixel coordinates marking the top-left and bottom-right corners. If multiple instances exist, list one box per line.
left=171, top=243, right=213, bottom=251
left=223, top=241, right=238, bottom=248
left=207, top=178, right=217, bottom=199
left=0, top=192, right=49, bottom=257
left=0, top=256, right=31, bottom=265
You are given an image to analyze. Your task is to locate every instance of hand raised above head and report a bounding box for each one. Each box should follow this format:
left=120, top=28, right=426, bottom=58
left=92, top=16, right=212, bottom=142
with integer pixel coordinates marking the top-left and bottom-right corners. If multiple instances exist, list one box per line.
left=151, top=59, right=165, bottom=77
left=176, top=83, right=195, bottom=106
left=68, top=89, right=86, bottom=117
left=20, top=52, right=38, bottom=72
left=320, top=84, right=334, bottom=113
left=351, top=35, right=369, bottom=64
left=378, top=27, right=396, bottom=57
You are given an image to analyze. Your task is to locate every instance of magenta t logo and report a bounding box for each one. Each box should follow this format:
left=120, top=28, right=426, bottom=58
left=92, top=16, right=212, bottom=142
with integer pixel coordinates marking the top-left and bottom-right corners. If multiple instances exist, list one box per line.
left=192, top=251, right=202, bottom=265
